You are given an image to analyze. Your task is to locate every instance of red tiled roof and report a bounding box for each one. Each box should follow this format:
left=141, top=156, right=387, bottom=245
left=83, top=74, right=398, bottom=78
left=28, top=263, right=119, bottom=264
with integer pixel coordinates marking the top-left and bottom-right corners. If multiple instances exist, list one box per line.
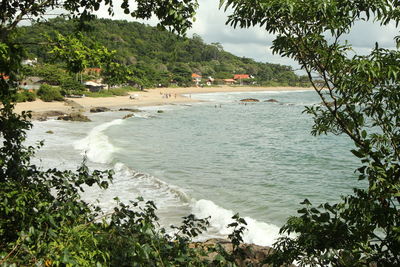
left=0, top=73, right=9, bottom=80
left=85, top=68, right=102, bottom=73
left=233, top=74, right=250, bottom=80
left=191, top=73, right=202, bottom=78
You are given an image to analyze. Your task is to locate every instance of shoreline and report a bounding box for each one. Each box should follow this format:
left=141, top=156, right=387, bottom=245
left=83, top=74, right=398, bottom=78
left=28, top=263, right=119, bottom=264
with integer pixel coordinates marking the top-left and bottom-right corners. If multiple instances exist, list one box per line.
left=14, top=86, right=313, bottom=117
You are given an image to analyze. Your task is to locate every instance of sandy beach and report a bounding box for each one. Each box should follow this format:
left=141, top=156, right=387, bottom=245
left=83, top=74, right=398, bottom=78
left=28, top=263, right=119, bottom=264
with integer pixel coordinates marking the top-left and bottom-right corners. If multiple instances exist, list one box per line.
left=14, top=86, right=313, bottom=116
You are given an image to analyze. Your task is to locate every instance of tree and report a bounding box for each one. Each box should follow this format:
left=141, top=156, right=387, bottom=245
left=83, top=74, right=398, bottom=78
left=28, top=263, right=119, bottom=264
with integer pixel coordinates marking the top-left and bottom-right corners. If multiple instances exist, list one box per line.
left=221, top=0, right=400, bottom=265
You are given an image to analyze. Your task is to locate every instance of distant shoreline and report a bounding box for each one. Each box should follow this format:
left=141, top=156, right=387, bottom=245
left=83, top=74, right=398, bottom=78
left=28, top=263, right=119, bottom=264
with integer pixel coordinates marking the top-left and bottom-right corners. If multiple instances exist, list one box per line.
left=14, top=86, right=314, bottom=118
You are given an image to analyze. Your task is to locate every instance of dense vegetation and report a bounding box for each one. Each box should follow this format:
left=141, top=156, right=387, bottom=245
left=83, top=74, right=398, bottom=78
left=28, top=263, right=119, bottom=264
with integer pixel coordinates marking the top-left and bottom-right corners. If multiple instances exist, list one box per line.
left=17, top=17, right=309, bottom=88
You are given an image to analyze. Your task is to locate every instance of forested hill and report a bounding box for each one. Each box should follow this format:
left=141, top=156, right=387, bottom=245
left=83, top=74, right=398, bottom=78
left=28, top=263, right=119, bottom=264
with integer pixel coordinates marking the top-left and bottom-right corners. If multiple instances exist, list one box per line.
left=18, top=17, right=308, bottom=86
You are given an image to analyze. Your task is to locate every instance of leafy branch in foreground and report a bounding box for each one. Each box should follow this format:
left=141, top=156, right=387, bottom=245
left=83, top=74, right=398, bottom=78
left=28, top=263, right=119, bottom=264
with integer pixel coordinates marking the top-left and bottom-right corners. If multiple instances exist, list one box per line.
left=222, top=0, right=400, bottom=266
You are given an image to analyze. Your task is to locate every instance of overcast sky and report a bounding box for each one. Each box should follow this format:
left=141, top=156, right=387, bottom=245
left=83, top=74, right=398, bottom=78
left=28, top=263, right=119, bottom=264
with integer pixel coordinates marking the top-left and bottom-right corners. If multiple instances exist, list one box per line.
left=94, top=0, right=399, bottom=70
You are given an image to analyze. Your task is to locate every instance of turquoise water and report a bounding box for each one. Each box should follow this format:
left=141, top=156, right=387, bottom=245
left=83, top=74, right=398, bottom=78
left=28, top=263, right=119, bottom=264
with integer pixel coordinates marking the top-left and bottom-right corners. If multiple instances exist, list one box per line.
left=106, top=91, right=358, bottom=227
left=30, top=90, right=362, bottom=246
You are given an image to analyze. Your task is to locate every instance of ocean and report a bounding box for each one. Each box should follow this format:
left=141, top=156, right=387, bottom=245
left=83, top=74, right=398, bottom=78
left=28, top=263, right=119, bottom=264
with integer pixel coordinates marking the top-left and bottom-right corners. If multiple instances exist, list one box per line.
left=27, top=90, right=362, bottom=247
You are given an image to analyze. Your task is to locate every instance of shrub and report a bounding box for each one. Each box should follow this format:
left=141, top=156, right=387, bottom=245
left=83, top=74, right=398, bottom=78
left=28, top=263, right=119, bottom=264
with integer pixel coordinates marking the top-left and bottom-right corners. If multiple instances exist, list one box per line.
left=60, top=78, right=85, bottom=95
left=14, top=91, right=37, bottom=102
left=37, top=84, right=64, bottom=102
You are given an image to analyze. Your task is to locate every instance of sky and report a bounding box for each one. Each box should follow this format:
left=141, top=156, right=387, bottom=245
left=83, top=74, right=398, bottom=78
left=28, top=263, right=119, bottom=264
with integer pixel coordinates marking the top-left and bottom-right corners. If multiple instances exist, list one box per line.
left=94, top=0, right=399, bottom=71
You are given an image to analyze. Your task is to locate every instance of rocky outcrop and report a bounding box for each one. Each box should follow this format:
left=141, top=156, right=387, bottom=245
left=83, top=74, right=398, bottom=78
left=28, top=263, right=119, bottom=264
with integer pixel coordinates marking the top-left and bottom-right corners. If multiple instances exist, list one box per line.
left=90, top=107, right=110, bottom=113
left=264, top=99, right=279, bottom=103
left=157, top=110, right=164, bottom=113
left=64, top=99, right=84, bottom=111
left=31, top=110, right=67, bottom=121
left=119, top=108, right=142, bottom=112
left=123, top=114, right=134, bottom=119
left=57, top=113, right=91, bottom=122
left=191, top=238, right=290, bottom=267
left=45, top=130, right=54, bottom=134
left=240, top=98, right=260, bottom=102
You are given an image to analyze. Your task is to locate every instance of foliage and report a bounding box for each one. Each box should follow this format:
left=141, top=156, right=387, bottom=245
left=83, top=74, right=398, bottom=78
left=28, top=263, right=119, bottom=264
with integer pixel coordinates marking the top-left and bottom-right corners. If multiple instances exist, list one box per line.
left=85, top=86, right=138, bottom=97
left=60, top=77, right=86, bottom=95
left=28, top=63, right=70, bottom=85
left=48, top=33, right=114, bottom=77
left=14, top=91, right=36, bottom=102
left=37, top=84, right=64, bottom=102
left=222, top=0, right=400, bottom=265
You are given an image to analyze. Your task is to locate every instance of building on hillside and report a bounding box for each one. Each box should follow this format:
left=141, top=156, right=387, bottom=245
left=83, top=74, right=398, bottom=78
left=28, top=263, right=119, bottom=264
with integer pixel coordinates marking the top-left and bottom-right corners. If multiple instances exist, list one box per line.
left=20, top=76, right=43, bottom=91
left=233, top=74, right=252, bottom=85
left=191, top=73, right=202, bottom=86
left=84, top=68, right=102, bottom=76
left=223, top=79, right=236, bottom=85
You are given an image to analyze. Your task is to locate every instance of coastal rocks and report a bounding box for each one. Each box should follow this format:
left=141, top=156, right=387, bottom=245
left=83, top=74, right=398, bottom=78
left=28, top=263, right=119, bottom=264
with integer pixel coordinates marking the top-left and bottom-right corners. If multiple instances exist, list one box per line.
left=240, top=98, right=260, bottom=102
left=191, top=238, right=286, bottom=267
left=119, top=108, right=142, bottom=112
left=123, top=114, right=134, bottom=119
left=57, top=113, right=91, bottom=122
left=157, top=110, right=164, bottom=113
left=90, top=107, right=110, bottom=113
left=264, top=99, right=279, bottom=103
left=31, top=110, right=67, bottom=121
left=64, top=99, right=84, bottom=111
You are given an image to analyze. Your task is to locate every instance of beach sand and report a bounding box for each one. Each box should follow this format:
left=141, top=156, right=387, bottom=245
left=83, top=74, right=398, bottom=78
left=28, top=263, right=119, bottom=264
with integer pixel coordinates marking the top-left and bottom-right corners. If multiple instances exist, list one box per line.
left=14, top=86, right=313, bottom=116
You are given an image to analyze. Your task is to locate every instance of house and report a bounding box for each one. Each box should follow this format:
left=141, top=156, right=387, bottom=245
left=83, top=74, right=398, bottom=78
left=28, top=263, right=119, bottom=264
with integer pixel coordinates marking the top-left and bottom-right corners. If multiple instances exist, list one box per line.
left=233, top=74, right=252, bottom=85
left=223, top=79, right=236, bottom=85
left=20, top=76, right=43, bottom=91
left=233, top=74, right=250, bottom=80
left=191, top=73, right=202, bottom=85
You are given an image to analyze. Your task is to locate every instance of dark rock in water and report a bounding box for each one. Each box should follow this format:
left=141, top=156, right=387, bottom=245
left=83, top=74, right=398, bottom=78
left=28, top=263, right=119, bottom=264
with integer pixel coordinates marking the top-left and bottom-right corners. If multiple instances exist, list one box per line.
left=157, top=110, right=164, bottom=113
left=119, top=108, right=142, bottom=112
left=90, top=107, right=110, bottom=113
left=240, top=98, right=260, bottom=102
left=264, top=99, right=279, bottom=103
left=190, top=238, right=290, bottom=267
left=46, top=130, right=54, bottom=134
left=37, top=116, right=47, bottom=121
left=123, top=114, right=134, bottom=119
left=57, top=113, right=91, bottom=122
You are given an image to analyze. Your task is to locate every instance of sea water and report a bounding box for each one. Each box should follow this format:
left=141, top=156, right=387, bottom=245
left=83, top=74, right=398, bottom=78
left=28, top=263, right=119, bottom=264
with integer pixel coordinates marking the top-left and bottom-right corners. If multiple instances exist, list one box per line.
left=27, top=90, right=362, bottom=247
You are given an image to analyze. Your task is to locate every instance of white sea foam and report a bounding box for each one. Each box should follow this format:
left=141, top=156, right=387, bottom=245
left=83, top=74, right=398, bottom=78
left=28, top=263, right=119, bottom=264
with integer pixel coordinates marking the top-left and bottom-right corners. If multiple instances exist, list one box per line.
left=192, top=199, right=280, bottom=247
left=74, top=119, right=123, bottom=164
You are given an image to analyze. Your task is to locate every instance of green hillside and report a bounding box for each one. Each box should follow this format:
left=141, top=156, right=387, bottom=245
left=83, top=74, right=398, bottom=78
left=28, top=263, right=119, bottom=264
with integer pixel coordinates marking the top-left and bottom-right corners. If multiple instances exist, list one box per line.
left=17, top=17, right=308, bottom=87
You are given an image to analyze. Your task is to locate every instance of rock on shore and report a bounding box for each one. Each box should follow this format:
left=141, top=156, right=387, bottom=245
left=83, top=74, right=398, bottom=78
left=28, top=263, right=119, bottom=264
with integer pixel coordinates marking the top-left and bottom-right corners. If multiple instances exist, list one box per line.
left=57, top=113, right=91, bottom=122
left=191, top=239, right=293, bottom=267
left=90, top=107, right=111, bottom=113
